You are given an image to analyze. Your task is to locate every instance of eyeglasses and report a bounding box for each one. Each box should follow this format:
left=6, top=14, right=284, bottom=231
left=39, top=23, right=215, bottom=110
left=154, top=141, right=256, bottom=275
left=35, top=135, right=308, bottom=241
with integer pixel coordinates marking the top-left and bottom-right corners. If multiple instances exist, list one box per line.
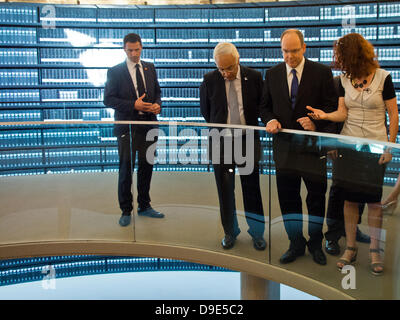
left=216, top=63, right=237, bottom=73
left=282, top=48, right=302, bottom=55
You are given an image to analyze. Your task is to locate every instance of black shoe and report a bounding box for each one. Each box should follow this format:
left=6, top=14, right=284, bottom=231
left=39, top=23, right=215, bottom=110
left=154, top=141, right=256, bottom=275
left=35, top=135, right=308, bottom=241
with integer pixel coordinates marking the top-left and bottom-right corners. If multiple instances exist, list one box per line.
left=233, top=228, right=241, bottom=239
left=252, top=237, right=266, bottom=251
left=308, top=246, right=327, bottom=265
left=325, top=240, right=341, bottom=256
left=279, top=247, right=305, bottom=264
left=138, top=207, right=164, bottom=218
left=221, top=235, right=236, bottom=250
left=119, top=213, right=131, bottom=227
left=356, top=227, right=371, bottom=243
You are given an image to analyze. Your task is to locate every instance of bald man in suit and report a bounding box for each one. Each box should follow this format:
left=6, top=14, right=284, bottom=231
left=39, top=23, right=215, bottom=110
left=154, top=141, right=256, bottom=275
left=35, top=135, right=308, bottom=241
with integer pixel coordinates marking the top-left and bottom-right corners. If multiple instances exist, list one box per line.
left=260, top=29, right=337, bottom=265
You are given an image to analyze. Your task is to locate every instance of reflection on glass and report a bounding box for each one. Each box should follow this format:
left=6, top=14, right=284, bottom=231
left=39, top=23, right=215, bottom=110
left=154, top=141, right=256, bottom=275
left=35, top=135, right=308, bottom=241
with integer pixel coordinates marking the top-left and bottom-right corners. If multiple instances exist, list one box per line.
left=0, top=121, right=399, bottom=299
left=132, top=124, right=268, bottom=264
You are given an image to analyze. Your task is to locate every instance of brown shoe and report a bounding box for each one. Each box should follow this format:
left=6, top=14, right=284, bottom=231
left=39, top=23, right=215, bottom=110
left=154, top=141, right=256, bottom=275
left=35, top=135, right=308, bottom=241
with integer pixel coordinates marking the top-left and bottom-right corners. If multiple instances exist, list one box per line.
left=369, top=248, right=384, bottom=276
left=337, top=247, right=357, bottom=271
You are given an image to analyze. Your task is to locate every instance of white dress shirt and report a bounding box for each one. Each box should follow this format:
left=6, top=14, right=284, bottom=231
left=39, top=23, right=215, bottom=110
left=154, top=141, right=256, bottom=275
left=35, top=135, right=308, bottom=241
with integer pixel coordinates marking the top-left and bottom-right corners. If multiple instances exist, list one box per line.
left=126, top=58, right=147, bottom=98
left=286, top=57, right=305, bottom=96
left=126, top=58, right=147, bottom=114
left=267, top=57, right=306, bottom=125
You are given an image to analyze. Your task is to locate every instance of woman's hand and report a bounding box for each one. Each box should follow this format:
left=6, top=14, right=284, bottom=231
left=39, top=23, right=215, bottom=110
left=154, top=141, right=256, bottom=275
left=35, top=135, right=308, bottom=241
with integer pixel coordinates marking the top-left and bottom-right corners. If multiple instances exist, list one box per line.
left=379, top=151, right=392, bottom=164
left=306, top=106, right=328, bottom=120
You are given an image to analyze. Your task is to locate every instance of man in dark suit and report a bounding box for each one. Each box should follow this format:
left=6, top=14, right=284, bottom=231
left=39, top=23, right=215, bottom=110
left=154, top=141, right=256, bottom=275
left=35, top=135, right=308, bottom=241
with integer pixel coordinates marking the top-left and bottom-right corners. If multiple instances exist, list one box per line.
left=104, top=33, right=164, bottom=227
left=260, top=29, right=337, bottom=265
left=200, top=42, right=266, bottom=251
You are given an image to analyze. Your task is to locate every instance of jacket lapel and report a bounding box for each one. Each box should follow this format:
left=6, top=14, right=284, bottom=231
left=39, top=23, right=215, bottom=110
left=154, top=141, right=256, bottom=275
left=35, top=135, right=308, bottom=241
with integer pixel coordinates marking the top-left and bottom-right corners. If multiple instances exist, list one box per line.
left=122, top=61, right=137, bottom=99
left=240, top=66, right=248, bottom=120
left=278, top=63, right=292, bottom=109
left=216, top=71, right=228, bottom=115
left=141, top=61, right=154, bottom=94
left=295, top=58, right=310, bottom=104
left=142, top=61, right=152, bottom=96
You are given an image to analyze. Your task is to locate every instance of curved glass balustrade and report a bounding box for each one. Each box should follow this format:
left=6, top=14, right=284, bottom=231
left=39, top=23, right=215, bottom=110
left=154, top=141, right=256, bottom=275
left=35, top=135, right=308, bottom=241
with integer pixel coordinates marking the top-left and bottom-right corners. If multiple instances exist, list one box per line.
left=0, top=121, right=399, bottom=300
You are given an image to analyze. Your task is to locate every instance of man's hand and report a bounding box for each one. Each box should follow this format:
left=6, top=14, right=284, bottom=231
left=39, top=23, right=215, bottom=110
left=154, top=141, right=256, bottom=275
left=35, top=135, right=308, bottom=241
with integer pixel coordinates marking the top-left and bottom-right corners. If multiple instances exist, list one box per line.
left=327, top=149, right=339, bottom=160
left=149, top=103, right=161, bottom=115
left=266, top=119, right=281, bottom=134
left=297, top=116, right=316, bottom=131
left=134, top=94, right=153, bottom=112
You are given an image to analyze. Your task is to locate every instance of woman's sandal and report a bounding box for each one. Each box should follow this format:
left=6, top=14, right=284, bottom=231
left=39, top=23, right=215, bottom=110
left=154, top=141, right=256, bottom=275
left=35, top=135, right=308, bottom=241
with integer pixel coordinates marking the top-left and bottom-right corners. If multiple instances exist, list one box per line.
left=382, top=200, right=398, bottom=216
left=337, top=247, right=358, bottom=271
left=369, top=248, right=384, bottom=276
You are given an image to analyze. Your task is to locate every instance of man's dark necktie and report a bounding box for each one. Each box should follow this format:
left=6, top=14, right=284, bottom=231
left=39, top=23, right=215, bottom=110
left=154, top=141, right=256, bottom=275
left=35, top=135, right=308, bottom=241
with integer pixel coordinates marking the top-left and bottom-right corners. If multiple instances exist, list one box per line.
left=291, top=68, right=298, bottom=110
left=135, top=63, right=146, bottom=98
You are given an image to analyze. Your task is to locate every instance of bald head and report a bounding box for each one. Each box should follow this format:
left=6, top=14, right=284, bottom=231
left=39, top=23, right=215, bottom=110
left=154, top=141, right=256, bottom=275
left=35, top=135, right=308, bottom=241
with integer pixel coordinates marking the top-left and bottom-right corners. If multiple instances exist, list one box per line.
left=280, top=29, right=304, bottom=46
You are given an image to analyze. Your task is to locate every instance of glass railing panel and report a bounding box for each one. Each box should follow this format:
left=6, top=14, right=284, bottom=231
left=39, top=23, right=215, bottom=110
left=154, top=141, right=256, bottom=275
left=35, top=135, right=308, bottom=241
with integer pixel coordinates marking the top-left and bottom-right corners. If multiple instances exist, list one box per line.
left=267, top=129, right=400, bottom=300
left=268, top=131, right=331, bottom=275
left=132, top=123, right=269, bottom=264
left=0, top=121, right=134, bottom=244
left=1, top=120, right=400, bottom=299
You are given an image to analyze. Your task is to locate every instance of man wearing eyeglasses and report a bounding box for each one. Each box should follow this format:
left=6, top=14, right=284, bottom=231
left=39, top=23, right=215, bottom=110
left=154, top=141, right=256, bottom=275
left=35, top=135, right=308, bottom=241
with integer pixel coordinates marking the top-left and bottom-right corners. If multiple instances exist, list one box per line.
left=200, top=42, right=265, bottom=251
left=259, top=29, right=337, bottom=265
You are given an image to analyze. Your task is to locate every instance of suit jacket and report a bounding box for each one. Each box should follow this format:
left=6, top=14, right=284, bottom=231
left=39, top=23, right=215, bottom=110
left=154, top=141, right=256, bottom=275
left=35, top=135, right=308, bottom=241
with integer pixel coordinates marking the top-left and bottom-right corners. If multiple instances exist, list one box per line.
left=103, top=60, right=161, bottom=136
left=200, top=65, right=263, bottom=163
left=259, top=59, right=338, bottom=167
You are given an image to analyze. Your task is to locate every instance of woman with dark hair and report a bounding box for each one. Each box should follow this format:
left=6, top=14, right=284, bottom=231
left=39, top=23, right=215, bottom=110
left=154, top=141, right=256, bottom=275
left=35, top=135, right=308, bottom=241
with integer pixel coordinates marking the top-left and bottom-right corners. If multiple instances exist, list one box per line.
left=307, top=33, right=398, bottom=275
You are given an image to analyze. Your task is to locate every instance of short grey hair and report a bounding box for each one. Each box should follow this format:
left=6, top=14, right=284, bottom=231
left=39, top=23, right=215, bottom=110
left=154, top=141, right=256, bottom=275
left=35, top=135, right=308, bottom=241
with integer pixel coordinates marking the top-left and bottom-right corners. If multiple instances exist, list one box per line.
left=213, top=42, right=240, bottom=61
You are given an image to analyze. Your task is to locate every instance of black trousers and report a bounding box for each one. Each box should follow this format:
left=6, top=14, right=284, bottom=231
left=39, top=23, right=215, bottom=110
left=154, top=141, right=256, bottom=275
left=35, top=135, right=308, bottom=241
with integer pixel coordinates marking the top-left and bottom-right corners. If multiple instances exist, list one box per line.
left=213, top=163, right=265, bottom=239
left=211, top=134, right=265, bottom=239
left=117, top=126, right=157, bottom=213
left=275, top=155, right=327, bottom=251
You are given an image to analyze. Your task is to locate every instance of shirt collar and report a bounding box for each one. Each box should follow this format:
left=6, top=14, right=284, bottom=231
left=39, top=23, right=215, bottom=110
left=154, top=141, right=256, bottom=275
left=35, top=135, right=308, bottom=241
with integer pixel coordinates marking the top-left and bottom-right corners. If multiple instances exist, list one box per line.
left=286, top=57, right=305, bottom=77
left=236, top=65, right=241, bottom=81
left=126, top=58, right=142, bottom=70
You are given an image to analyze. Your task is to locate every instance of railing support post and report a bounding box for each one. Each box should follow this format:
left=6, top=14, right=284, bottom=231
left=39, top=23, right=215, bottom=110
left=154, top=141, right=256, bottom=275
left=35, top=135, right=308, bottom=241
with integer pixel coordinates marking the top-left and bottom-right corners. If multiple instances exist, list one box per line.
left=240, top=272, right=280, bottom=300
